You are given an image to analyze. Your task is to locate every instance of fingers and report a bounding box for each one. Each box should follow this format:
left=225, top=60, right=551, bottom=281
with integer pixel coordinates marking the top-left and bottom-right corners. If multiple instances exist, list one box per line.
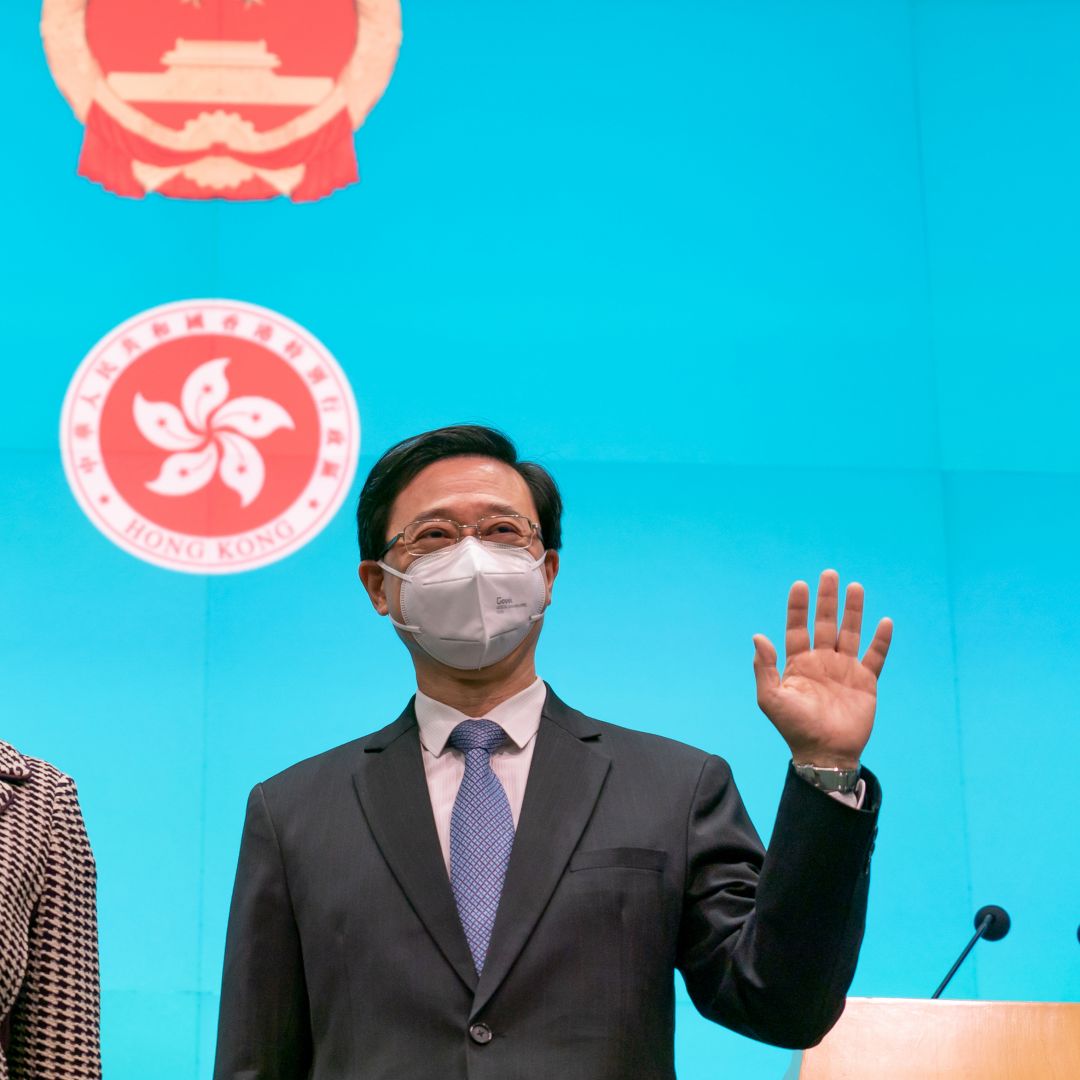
left=784, top=581, right=812, bottom=658
left=813, top=569, right=840, bottom=650
left=861, top=617, right=893, bottom=678
left=783, top=571, right=891, bottom=672
left=837, top=581, right=865, bottom=656
left=752, top=634, right=781, bottom=702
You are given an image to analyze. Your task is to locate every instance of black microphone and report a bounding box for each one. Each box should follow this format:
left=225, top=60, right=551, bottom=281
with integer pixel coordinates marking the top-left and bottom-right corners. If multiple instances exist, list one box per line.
left=932, top=904, right=1011, bottom=999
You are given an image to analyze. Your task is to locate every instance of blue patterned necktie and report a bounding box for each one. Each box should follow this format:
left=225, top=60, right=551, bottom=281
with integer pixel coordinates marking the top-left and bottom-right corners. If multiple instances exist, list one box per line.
left=447, top=719, right=516, bottom=974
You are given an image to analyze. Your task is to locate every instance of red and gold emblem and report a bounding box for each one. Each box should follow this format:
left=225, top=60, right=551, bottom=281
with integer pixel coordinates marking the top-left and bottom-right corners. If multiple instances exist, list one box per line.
left=60, top=299, right=361, bottom=573
left=41, top=0, right=401, bottom=201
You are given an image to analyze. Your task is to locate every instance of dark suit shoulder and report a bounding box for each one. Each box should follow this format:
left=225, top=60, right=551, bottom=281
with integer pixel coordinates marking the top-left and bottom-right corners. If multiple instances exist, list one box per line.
left=543, top=687, right=722, bottom=782
left=259, top=703, right=416, bottom=798
left=593, top=718, right=716, bottom=767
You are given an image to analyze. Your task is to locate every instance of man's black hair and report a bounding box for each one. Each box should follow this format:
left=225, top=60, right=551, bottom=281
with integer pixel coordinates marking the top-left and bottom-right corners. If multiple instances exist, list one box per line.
left=356, top=424, right=563, bottom=560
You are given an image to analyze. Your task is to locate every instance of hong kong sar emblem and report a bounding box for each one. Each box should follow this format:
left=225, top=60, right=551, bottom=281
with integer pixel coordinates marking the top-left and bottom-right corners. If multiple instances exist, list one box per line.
left=60, top=300, right=360, bottom=573
left=40, top=0, right=401, bottom=202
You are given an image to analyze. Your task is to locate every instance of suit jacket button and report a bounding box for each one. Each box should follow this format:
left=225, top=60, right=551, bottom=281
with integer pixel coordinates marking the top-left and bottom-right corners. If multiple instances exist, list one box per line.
left=469, top=1022, right=493, bottom=1045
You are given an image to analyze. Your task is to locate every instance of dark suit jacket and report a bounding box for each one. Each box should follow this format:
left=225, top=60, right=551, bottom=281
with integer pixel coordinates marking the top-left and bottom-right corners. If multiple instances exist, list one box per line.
left=213, top=686, right=879, bottom=1080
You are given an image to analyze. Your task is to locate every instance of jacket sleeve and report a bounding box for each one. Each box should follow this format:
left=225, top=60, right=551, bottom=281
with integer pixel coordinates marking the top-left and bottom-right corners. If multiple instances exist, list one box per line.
left=213, top=783, right=312, bottom=1080
left=676, top=757, right=879, bottom=1049
left=9, top=776, right=101, bottom=1080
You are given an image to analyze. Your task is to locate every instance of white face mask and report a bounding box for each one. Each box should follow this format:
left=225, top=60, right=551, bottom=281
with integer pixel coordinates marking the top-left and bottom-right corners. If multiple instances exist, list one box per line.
left=378, top=537, right=548, bottom=670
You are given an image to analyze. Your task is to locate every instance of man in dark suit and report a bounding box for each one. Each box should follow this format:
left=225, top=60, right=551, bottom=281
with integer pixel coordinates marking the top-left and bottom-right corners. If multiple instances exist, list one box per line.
left=213, top=425, right=892, bottom=1080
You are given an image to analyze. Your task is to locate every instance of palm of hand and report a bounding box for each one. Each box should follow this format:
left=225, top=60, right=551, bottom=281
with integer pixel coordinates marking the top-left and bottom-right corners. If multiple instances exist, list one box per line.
left=769, top=650, right=878, bottom=763
left=752, top=570, right=893, bottom=768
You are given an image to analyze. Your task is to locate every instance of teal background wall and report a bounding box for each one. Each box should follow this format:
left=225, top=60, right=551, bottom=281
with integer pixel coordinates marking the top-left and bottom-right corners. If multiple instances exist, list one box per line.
left=3, top=1, right=1078, bottom=1076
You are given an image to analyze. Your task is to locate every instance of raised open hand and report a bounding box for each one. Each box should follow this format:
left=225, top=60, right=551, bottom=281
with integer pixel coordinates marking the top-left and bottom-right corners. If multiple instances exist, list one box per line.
left=752, top=569, right=892, bottom=769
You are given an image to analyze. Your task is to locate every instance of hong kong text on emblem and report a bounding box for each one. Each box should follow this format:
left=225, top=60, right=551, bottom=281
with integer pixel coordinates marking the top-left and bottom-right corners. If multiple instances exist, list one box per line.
left=60, top=300, right=361, bottom=573
left=41, top=0, right=401, bottom=202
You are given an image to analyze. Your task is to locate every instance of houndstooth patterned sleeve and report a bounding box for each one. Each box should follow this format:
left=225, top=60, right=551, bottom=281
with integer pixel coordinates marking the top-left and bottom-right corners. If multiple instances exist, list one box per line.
left=7, top=775, right=101, bottom=1079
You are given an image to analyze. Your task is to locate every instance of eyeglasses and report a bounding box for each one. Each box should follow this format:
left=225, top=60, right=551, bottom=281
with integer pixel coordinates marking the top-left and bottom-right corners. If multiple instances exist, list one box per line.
left=378, top=515, right=541, bottom=559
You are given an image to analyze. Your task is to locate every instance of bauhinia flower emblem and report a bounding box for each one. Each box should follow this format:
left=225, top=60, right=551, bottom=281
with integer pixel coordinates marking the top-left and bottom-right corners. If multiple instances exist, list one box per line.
left=134, top=358, right=294, bottom=507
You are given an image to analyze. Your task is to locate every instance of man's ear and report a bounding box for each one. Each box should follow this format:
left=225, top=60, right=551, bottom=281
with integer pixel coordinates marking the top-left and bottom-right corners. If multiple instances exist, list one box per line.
left=542, top=549, right=559, bottom=607
left=358, top=561, right=390, bottom=616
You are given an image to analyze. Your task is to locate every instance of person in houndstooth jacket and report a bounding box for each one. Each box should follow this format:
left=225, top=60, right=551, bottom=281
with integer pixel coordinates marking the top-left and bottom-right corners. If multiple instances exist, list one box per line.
left=0, top=741, right=100, bottom=1079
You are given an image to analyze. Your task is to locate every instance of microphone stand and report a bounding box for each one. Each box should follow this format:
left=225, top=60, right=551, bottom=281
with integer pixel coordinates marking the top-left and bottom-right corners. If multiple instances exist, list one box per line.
left=932, top=904, right=1010, bottom=999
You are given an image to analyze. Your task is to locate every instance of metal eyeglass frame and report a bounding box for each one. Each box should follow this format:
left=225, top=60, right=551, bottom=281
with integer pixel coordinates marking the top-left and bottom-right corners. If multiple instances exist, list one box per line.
left=377, top=514, right=542, bottom=560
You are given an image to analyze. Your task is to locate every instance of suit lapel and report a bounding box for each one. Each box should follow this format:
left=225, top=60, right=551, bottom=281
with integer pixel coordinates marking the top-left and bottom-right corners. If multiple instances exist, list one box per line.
left=352, top=703, right=478, bottom=993
left=0, top=741, right=30, bottom=814
left=471, top=689, right=611, bottom=1017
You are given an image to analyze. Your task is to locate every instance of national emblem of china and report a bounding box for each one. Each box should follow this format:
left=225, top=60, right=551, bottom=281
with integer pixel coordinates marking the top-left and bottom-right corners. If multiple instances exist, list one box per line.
left=40, top=0, right=401, bottom=201
left=60, top=300, right=360, bottom=573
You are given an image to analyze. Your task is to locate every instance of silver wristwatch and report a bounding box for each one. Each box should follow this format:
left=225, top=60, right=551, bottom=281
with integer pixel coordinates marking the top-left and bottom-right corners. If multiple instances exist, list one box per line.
left=792, top=761, right=861, bottom=795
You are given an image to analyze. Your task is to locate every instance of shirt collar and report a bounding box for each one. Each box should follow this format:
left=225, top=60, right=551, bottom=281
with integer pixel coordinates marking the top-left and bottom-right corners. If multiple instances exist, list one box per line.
left=415, top=677, right=546, bottom=756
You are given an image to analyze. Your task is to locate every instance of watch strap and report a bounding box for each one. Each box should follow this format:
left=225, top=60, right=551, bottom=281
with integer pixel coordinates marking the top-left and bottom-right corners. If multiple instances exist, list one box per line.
left=792, top=761, right=862, bottom=795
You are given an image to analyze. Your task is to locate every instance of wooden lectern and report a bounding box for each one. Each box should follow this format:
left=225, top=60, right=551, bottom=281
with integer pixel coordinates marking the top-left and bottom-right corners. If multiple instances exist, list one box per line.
left=798, top=997, right=1080, bottom=1079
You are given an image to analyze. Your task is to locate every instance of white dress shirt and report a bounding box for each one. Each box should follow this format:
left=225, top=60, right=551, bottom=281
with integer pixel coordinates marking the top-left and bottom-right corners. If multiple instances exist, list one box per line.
left=414, top=676, right=863, bottom=875
left=415, top=677, right=546, bottom=875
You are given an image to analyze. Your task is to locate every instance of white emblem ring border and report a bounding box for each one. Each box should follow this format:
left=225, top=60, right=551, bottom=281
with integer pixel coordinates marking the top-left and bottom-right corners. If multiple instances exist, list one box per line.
left=59, top=298, right=361, bottom=575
